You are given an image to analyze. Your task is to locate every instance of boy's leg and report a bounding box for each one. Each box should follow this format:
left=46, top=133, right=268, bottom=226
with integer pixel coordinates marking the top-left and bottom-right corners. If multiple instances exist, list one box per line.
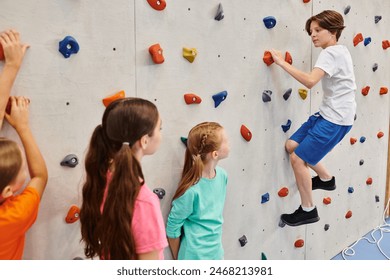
left=290, top=152, right=313, bottom=207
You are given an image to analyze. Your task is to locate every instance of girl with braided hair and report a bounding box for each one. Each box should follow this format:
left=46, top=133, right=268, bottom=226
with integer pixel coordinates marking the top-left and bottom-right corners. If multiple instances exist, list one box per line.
left=166, top=122, right=230, bottom=260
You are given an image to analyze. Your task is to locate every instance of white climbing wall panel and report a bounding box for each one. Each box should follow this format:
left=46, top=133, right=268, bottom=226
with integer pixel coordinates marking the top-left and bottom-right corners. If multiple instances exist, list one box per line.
left=0, top=0, right=388, bottom=260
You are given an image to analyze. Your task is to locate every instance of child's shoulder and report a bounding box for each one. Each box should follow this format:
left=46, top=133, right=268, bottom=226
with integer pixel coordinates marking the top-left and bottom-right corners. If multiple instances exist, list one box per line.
left=216, top=166, right=228, bottom=177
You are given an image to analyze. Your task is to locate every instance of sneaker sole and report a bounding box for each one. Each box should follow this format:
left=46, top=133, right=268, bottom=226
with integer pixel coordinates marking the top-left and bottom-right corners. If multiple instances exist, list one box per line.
left=281, top=216, right=320, bottom=227
left=312, top=186, right=336, bottom=191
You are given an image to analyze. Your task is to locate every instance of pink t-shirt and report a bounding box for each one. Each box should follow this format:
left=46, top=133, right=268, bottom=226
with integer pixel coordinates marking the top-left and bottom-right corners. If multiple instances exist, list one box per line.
left=101, top=172, right=168, bottom=259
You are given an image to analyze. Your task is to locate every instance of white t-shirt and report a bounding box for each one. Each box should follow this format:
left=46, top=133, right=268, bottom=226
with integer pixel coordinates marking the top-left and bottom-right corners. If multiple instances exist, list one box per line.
left=314, top=45, right=357, bottom=126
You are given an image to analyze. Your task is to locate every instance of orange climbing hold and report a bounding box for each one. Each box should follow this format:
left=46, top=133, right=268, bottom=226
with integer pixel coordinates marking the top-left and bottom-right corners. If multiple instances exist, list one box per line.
left=350, top=137, right=357, bottom=145
left=353, top=33, right=363, bottom=46
left=278, top=187, right=289, bottom=197
left=102, top=90, right=125, bottom=107
left=303, top=0, right=311, bottom=3
left=184, top=93, right=202, bottom=104
left=294, top=239, right=304, bottom=248
left=285, top=51, right=292, bottom=65
left=361, top=86, right=370, bottom=96
left=345, top=210, right=352, bottom=219
left=263, top=51, right=274, bottom=66
left=377, top=131, right=384, bottom=138
left=366, top=177, right=373, bottom=185
left=240, top=125, right=252, bottom=142
left=382, top=40, right=390, bottom=50
left=65, top=205, right=80, bottom=224
left=379, top=87, right=388, bottom=95
left=323, top=197, right=332, bottom=205
left=147, top=0, right=166, bottom=11
left=149, top=43, right=165, bottom=64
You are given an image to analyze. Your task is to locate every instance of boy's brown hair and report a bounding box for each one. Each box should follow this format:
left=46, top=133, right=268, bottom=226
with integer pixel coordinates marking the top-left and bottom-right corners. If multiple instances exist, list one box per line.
left=0, top=138, right=22, bottom=192
left=305, top=10, right=345, bottom=41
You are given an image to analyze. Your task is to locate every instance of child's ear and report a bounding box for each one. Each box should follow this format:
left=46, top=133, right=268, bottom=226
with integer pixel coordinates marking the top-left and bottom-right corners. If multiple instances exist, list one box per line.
left=139, top=134, right=149, bottom=150
left=212, top=151, right=218, bottom=159
left=1, top=186, right=13, bottom=199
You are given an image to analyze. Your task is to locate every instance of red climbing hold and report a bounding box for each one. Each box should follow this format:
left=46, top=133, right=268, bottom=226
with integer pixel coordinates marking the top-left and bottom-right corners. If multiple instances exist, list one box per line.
left=294, top=239, right=304, bottom=248
left=377, top=131, right=384, bottom=138
left=361, top=86, right=370, bottom=96
left=65, top=205, right=80, bottom=224
left=278, top=187, right=289, bottom=197
left=285, top=51, right=292, bottom=65
left=147, top=0, right=166, bottom=11
left=102, top=90, right=125, bottom=107
left=184, top=93, right=202, bottom=104
left=379, top=87, right=388, bottom=95
left=240, top=125, right=252, bottom=142
left=382, top=40, right=390, bottom=50
left=366, top=177, right=373, bottom=185
left=149, top=43, right=164, bottom=64
left=263, top=51, right=274, bottom=66
left=350, top=137, right=357, bottom=145
left=345, top=210, right=352, bottom=219
left=323, top=197, right=332, bottom=205
left=353, top=33, right=363, bottom=46
left=303, top=0, right=311, bottom=3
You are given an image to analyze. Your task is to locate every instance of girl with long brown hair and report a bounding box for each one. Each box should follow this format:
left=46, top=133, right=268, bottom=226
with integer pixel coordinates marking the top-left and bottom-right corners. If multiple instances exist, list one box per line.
left=80, top=97, right=167, bottom=260
left=166, top=122, right=230, bottom=260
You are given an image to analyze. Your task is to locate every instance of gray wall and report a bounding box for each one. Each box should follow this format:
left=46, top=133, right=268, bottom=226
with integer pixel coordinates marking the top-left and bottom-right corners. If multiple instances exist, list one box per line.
left=0, top=0, right=388, bottom=259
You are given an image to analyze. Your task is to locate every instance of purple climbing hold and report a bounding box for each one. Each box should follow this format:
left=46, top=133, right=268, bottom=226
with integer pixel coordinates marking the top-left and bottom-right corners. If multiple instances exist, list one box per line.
left=212, top=91, right=228, bottom=108
left=372, top=63, right=378, bottom=72
left=153, top=188, right=166, bottom=199
left=283, top=88, right=292, bottom=100
left=238, top=235, right=248, bottom=247
left=214, top=3, right=224, bottom=21
left=262, top=90, right=272, bottom=102
left=61, top=154, right=79, bottom=168
left=375, top=16, right=382, bottom=24
left=344, top=5, right=351, bottom=15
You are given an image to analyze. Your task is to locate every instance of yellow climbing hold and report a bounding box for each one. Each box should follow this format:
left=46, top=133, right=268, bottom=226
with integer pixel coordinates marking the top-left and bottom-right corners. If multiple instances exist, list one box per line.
left=183, top=47, right=197, bottom=63
left=298, top=89, right=308, bottom=100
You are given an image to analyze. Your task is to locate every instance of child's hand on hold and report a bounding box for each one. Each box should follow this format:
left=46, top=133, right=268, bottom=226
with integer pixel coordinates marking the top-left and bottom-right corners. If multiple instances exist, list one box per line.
left=269, top=49, right=285, bottom=66
left=5, top=96, right=30, bottom=132
left=0, top=29, right=29, bottom=69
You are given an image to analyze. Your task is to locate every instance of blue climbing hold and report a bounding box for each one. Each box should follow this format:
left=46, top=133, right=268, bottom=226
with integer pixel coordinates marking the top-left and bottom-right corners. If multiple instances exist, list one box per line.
left=348, top=186, right=354, bottom=193
left=281, top=119, right=292, bottom=133
left=262, top=90, right=272, bottom=102
left=263, top=16, right=277, bottom=29
left=59, top=36, right=80, bottom=58
left=283, top=88, right=292, bottom=101
left=364, top=37, right=371, bottom=46
left=212, top=91, right=228, bottom=108
left=261, top=193, right=270, bottom=204
left=180, top=136, right=188, bottom=147
left=360, top=136, right=366, bottom=143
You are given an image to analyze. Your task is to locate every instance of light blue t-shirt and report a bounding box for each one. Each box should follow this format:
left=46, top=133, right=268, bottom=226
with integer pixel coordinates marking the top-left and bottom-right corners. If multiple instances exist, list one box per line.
left=166, top=166, right=228, bottom=260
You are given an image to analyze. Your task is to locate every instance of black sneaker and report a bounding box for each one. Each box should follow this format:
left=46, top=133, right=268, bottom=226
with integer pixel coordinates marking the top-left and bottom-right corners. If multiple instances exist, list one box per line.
left=312, top=176, right=336, bottom=191
left=281, top=206, right=320, bottom=226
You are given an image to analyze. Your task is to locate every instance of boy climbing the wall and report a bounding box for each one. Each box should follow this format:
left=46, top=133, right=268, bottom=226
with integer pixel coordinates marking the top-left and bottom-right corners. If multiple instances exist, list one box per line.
left=0, top=30, right=48, bottom=259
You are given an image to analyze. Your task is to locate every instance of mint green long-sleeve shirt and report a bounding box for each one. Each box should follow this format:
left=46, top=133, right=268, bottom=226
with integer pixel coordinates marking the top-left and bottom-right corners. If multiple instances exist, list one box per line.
left=166, top=166, right=228, bottom=260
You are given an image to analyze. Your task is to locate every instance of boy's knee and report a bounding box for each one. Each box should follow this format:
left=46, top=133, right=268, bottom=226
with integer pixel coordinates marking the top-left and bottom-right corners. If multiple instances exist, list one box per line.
left=285, top=140, right=296, bottom=154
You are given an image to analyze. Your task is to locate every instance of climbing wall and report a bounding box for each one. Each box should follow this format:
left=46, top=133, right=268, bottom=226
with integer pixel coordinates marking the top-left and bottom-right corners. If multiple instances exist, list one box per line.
left=0, top=0, right=388, bottom=260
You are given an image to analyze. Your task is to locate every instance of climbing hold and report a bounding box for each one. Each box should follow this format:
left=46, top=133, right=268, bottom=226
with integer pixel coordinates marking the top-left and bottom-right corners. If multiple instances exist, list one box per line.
left=65, top=205, right=80, bottom=224
left=0, top=43, right=4, bottom=60
left=344, top=5, right=351, bottom=15
left=102, top=90, right=125, bottom=107
left=294, top=239, right=304, bottom=248
left=382, top=40, right=390, bottom=50
left=238, top=235, right=248, bottom=247
left=285, top=51, right=292, bottom=65
left=359, top=136, right=366, bottom=143
left=149, top=43, right=164, bottom=64
left=153, top=188, right=166, bottom=199
left=324, top=224, right=330, bottom=231
left=278, top=187, right=289, bottom=197
left=147, top=0, right=166, bottom=11
left=59, top=36, right=80, bottom=58
left=361, top=86, right=370, bottom=96
left=375, top=195, right=380, bottom=202
left=180, top=136, right=188, bottom=147
left=212, top=90, right=228, bottom=108
left=379, top=87, right=388, bottom=95
left=60, top=154, right=79, bottom=168
left=263, top=51, right=274, bottom=66
left=261, top=193, right=270, bottom=204
left=363, top=37, right=371, bottom=46
left=263, top=16, right=277, bottom=29
left=375, top=16, right=382, bottom=24
left=281, top=119, right=292, bottom=133
left=182, top=47, right=197, bottom=63
left=366, top=177, right=373, bottom=185
left=353, top=33, right=363, bottom=47
left=261, top=252, right=267, bottom=260
left=283, top=88, right=292, bottom=100
left=240, top=125, right=252, bottom=142
left=214, top=3, right=224, bottom=21
left=262, top=90, right=272, bottom=103
left=184, top=93, right=202, bottom=104
left=377, top=131, right=384, bottom=138
left=350, top=137, right=357, bottom=145
left=372, top=63, right=378, bottom=72
left=298, top=89, right=307, bottom=100
left=348, top=186, right=354, bottom=193
left=359, top=159, right=364, bottom=166
left=345, top=210, right=352, bottom=219
left=323, top=197, right=332, bottom=205
left=302, top=0, right=311, bottom=3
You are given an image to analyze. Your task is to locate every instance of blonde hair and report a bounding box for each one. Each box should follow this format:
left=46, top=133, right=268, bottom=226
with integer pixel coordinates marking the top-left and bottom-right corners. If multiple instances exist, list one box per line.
left=0, top=138, right=22, bottom=192
left=172, top=122, right=223, bottom=200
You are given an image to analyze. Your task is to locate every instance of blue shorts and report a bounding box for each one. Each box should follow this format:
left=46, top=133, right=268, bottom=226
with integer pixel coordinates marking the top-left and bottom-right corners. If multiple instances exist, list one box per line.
left=290, top=113, right=352, bottom=166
